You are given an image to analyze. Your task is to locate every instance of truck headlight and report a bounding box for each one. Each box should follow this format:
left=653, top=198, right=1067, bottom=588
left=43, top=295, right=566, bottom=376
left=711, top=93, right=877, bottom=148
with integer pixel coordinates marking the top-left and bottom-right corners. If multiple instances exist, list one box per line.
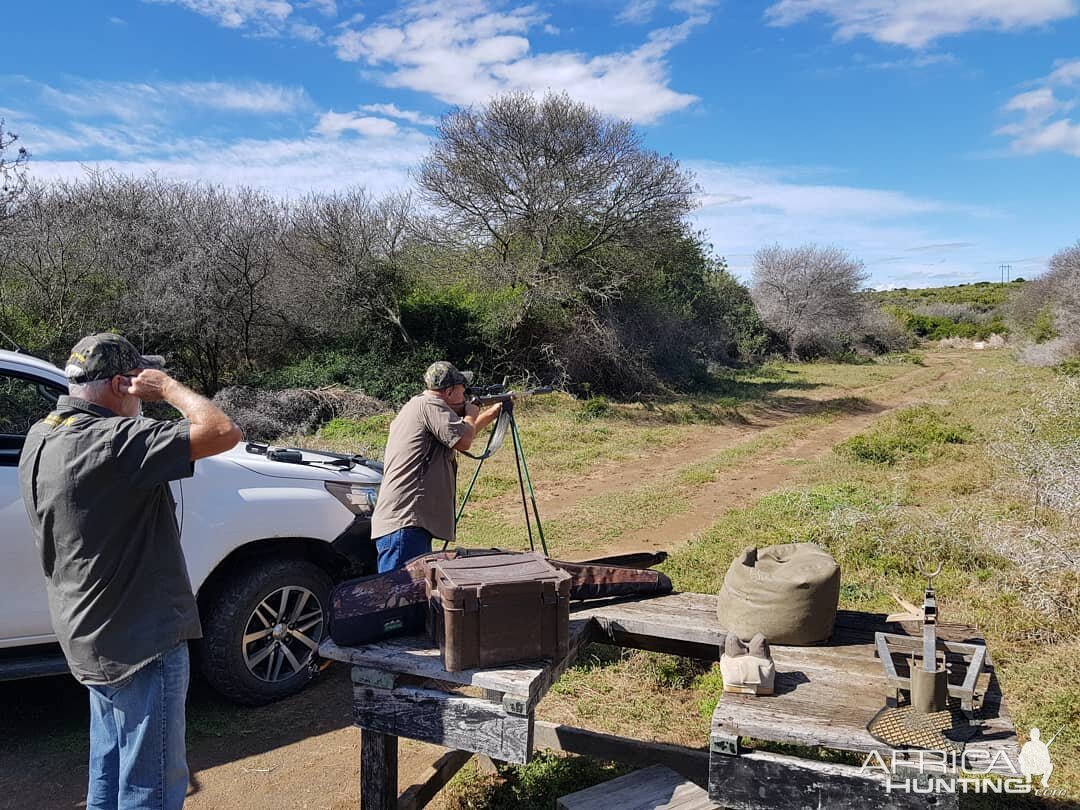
left=324, top=482, right=378, bottom=516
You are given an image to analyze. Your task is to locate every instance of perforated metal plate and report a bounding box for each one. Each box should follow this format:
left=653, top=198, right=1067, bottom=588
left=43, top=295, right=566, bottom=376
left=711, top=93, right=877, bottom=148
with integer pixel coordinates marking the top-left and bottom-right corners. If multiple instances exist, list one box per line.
left=867, top=698, right=980, bottom=753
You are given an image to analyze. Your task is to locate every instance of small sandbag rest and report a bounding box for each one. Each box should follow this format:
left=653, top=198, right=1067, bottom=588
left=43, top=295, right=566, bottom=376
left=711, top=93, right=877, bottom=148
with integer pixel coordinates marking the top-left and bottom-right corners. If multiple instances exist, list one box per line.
left=716, top=542, right=840, bottom=645
left=720, top=632, right=775, bottom=695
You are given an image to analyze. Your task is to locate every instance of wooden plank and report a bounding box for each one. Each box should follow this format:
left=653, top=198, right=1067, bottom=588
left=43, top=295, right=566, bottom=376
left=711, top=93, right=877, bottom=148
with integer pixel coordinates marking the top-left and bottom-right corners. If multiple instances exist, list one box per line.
left=708, top=748, right=958, bottom=810
left=573, top=593, right=985, bottom=656
left=397, top=749, right=474, bottom=810
left=590, top=628, right=720, bottom=661
left=352, top=685, right=534, bottom=764
left=559, top=765, right=719, bottom=810
left=360, top=729, right=397, bottom=810
left=352, top=666, right=399, bottom=689
left=572, top=593, right=725, bottom=651
left=322, top=616, right=593, bottom=710
left=533, top=721, right=710, bottom=788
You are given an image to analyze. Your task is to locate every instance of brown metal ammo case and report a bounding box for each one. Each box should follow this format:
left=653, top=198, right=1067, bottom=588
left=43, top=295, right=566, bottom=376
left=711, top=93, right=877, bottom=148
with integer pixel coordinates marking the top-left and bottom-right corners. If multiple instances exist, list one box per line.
left=425, top=552, right=572, bottom=672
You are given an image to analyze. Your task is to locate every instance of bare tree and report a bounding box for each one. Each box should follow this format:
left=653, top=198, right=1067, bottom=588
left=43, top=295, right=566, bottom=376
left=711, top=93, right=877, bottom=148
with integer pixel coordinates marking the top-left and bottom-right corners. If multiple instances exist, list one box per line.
left=140, top=183, right=294, bottom=393
left=285, top=189, right=415, bottom=344
left=418, top=92, right=697, bottom=303
left=0, top=119, right=30, bottom=222
left=750, top=244, right=869, bottom=358
left=0, top=180, right=122, bottom=354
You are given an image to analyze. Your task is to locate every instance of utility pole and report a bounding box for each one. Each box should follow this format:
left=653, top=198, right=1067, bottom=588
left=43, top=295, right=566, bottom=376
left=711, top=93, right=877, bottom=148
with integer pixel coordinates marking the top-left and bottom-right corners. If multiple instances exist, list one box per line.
left=999, top=263, right=1012, bottom=284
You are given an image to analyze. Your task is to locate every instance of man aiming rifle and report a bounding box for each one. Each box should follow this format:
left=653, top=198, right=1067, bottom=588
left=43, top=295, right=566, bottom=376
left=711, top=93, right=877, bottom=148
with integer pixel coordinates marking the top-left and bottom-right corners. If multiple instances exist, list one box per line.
left=370, top=362, right=502, bottom=572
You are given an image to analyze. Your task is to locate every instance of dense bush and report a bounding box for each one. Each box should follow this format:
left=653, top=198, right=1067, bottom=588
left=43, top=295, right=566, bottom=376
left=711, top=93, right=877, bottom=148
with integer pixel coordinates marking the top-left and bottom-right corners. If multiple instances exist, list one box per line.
left=1011, top=240, right=1080, bottom=367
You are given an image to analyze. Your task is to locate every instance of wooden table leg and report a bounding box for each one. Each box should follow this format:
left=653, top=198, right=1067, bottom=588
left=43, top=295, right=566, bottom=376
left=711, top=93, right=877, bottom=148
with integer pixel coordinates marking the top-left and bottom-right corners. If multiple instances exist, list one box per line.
left=360, top=727, right=398, bottom=810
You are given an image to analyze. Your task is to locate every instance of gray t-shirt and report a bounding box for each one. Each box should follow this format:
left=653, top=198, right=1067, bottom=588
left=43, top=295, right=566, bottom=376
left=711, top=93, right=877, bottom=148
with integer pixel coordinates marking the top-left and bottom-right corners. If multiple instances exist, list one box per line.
left=18, top=396, right=201, bottom=685
left=371, top=392, right=469, bottom=542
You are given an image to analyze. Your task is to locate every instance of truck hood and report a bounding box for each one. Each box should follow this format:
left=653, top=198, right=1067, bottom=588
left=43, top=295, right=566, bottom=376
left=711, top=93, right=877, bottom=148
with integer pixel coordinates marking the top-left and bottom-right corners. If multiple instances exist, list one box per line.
left=222, top=444, right=383, bottom=484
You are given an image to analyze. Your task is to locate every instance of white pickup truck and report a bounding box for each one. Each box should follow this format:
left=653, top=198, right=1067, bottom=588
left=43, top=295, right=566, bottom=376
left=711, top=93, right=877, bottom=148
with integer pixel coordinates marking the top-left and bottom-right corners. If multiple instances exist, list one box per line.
left=0, top=349, right=382, bottom=704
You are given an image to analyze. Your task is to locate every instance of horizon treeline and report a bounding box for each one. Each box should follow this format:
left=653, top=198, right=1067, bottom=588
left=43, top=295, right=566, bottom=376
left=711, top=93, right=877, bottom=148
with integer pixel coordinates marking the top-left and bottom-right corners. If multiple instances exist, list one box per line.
left=0, top=95, right=1075, bottom=401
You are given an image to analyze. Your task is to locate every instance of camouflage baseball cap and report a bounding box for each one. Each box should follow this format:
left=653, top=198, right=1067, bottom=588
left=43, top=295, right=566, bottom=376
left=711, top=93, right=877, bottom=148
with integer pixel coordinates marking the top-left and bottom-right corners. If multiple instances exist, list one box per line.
left=423, top=361, right=471, bottom=390
left=64, top=333, right=165, bottom=383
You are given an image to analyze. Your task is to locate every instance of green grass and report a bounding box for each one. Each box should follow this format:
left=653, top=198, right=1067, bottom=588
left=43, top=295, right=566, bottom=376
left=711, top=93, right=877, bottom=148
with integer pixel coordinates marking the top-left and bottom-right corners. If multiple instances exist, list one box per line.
left=835, top=404, right=971, bottom=465
left=447, top=351, right=1080, bottom=804
left=317, top=412, right=394, bottom=456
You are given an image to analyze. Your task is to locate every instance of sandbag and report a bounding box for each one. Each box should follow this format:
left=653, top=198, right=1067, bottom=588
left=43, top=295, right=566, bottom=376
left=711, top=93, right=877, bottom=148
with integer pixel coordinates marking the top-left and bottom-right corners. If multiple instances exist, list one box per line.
left=716, top=543, right=840, bottom=645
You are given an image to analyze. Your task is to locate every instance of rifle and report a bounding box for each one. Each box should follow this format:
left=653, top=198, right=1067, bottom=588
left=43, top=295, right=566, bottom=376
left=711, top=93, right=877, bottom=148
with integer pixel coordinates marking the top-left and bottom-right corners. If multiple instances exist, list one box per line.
left=467, top=384, right=554, bottom=407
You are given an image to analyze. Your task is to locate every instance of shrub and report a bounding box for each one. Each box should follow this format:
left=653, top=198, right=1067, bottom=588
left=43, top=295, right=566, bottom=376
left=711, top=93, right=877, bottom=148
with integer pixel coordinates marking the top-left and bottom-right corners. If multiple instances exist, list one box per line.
left=250, top=338, right=443, bottom=404
left=577, top=396, right=611, bottom=420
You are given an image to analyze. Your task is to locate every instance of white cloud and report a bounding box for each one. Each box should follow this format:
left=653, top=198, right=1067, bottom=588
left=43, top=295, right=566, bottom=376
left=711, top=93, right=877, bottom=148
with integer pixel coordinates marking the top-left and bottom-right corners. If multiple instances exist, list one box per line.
left=618, top=0, right=658, bottom=24
left=109, top=16, right=128, bottom=25
left=335, top=11, right=365, bottom=28
left=299, top=0, right=336, bottom=15
left=17, top=122, right=429, bottom=198
left=315, top=111, right=399, bottom=137
left=997, top=59, right=1080, bottom=157
left=171, top=80, right=311, bottom=113
left=290, top=22, right=324, bottom=41
left=145, top=0, right=295, bottom=31
left=359, top=103, right=439, bottom=126
left=764, top=0, right=1079, bottom=49
left=1048, top=58, right=1080, bottom=85
left=329, top=0, right=702, bottom=123
left=863, top=52, right=957, bottom=70
left=689, top=161, right=997, bottom=285
left=1002, top=88, right=1073, bottom=120
left=28, top=77, right=311, bottom=121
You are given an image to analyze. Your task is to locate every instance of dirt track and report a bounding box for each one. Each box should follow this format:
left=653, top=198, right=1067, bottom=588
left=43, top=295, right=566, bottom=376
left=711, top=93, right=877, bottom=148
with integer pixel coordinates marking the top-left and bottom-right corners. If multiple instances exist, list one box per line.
left=0, top=353, right=970, bottom=810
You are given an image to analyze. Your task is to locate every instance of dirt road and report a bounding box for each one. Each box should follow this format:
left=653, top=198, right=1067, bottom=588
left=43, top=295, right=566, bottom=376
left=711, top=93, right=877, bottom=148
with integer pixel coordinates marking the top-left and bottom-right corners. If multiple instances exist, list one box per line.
left=0, top=352, right=969, bottom=810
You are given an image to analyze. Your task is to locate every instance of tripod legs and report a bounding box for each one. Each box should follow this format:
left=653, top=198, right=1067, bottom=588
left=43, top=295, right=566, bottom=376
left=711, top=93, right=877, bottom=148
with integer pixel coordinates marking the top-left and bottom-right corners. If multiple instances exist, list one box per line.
left=510, top=414, right=548, bottom=556
left=452, top=410, right=548, bottom=556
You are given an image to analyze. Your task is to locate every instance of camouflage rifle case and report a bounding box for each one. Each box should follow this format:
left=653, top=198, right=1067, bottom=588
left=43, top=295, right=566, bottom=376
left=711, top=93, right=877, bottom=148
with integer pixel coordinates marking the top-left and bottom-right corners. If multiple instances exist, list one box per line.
left=328, top=551, right=456, bottom=646
left=426, top=552, right=572, bottom=672
left=328, top=549, right=672, bottom=648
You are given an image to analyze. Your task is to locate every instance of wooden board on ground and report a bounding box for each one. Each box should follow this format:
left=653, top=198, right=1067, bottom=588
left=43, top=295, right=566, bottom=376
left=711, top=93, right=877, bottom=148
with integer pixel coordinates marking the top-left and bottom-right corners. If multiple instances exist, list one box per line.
left=558, top=764, right=720, bottom=810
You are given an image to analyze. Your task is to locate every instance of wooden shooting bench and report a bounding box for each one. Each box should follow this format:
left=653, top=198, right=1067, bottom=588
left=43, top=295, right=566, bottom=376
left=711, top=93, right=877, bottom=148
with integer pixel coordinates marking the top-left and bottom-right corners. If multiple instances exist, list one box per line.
left=319, top=593, right=1019, bottom=810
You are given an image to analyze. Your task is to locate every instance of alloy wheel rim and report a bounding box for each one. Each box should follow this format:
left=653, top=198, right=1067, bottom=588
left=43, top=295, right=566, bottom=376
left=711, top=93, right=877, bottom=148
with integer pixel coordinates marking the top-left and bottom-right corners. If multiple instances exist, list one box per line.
left=242, top=586, right=324, bottom=683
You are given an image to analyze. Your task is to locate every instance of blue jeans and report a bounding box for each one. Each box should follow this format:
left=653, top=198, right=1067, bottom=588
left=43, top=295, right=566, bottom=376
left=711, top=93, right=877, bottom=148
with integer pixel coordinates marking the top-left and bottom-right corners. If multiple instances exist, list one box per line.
left=376, top=526, right=434, bottom=572
left=86, top=642, right=190, bottom=810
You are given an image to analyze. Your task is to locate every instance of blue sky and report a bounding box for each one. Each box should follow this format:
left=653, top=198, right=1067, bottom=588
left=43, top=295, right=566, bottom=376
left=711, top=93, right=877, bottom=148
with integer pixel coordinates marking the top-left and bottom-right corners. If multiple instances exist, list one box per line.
left=3, top=0, right=1079, bottom=287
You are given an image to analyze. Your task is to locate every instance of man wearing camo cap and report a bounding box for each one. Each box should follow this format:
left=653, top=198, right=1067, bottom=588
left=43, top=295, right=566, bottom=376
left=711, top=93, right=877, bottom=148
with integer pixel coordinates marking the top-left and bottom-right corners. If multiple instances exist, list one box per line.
left=19, top=332, right=242, bottom=810
left=370, top=361, right=502, bottom=571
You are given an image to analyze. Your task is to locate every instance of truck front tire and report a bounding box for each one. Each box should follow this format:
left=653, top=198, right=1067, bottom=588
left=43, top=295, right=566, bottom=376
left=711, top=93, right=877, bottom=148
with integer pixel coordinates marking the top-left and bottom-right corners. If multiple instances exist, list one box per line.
left=197, top=558, right=333, bottom=706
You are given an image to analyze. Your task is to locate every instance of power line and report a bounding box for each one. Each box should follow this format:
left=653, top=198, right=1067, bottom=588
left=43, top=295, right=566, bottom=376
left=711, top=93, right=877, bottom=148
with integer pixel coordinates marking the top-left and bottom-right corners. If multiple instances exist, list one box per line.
left=999, top=263, right=1012, bottom=284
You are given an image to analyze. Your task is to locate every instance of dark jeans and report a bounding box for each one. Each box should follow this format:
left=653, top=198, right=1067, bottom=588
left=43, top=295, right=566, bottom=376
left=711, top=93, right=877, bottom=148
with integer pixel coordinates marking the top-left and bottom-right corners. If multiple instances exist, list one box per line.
left=375, top=526, right=434, bottom=572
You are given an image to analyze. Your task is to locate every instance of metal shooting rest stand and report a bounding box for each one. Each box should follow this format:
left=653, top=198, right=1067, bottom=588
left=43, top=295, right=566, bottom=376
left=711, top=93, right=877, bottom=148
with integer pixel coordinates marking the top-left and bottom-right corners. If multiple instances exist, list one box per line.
left=874, top=562, right=988, bottom=724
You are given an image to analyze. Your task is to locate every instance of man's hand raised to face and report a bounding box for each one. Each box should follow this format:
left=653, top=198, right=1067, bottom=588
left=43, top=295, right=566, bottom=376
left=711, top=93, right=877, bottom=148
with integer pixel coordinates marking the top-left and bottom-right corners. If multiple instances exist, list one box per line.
left=117, top=369, right=175, bottom=401
left=120, top=369, right=243, bottom=461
